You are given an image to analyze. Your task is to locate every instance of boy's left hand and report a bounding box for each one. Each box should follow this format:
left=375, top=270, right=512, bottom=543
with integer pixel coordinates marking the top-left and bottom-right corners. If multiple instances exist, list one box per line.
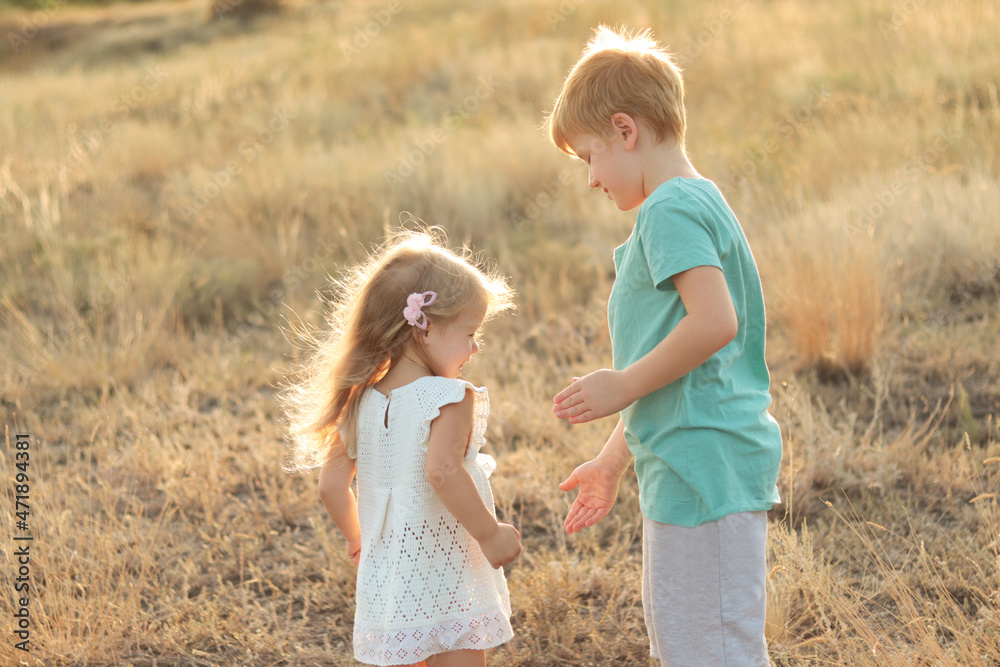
left=553, top=369, right=632, bottom=424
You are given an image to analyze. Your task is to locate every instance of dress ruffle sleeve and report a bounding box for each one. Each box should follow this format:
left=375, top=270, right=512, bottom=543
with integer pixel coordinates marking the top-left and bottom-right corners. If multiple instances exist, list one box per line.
left=419, top=379, right=490, bottom=459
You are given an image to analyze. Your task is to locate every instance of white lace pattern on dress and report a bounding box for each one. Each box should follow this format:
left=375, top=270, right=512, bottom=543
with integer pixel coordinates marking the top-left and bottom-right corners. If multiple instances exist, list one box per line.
left=350, top=377, right=512, bottom=665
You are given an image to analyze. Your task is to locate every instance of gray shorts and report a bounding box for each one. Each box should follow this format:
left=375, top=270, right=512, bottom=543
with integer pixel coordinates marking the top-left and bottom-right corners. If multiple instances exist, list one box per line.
left=642, top=512, right=770, bottom=666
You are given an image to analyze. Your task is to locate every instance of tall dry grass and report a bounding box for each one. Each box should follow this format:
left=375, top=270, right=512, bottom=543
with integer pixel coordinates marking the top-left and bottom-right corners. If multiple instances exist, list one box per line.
left=1, top=0, right=999, bottom=664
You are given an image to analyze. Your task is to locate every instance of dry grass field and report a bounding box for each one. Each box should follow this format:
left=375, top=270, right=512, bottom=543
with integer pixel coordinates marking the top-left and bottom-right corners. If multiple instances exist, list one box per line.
left=1, top=0, right=999, bottom=664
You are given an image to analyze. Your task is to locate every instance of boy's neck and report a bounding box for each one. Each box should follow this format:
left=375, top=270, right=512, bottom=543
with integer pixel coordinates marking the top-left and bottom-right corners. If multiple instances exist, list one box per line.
left=641, top=140, right=701, bottom=199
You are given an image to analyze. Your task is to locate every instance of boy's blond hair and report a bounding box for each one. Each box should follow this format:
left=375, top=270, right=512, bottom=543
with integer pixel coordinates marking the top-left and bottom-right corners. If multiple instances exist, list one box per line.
left=546, top=25, right=686, bottom=156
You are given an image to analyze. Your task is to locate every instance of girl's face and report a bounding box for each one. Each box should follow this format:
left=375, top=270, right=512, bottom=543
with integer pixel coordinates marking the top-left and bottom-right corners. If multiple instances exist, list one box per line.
left=420, top=305, right=487, bottom=379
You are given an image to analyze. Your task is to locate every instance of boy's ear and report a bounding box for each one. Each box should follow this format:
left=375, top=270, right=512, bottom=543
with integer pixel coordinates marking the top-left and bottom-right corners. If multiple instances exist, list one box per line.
left=610, top=112, right=638, bottom=150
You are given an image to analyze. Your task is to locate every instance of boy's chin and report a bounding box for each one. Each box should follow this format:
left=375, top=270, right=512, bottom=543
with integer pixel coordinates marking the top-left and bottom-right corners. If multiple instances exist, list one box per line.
left=608, top=191, right=645, bottom=211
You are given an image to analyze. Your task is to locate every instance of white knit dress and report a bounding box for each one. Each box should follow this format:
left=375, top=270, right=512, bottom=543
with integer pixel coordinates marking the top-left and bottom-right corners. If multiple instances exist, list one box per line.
left=348, top=376, right=513, bottom=665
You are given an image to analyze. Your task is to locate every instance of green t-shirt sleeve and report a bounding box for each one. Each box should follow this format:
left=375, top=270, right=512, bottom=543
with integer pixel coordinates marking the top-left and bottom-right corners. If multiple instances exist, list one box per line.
left=639, top=198, right=723, bottom=292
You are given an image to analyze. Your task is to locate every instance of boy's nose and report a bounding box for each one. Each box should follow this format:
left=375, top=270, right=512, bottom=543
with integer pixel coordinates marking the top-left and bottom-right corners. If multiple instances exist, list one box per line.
left=472, top=340, right=480, bottom=354
left=588, top=171, right=600, bottom=189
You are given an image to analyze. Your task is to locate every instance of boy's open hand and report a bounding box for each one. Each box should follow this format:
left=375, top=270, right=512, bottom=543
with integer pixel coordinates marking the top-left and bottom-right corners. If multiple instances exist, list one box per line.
left=478, top=523, right=522, bottom=569
left=559, top=459, right=625, bottom=533
left=553, top=370, right=633, bottom=424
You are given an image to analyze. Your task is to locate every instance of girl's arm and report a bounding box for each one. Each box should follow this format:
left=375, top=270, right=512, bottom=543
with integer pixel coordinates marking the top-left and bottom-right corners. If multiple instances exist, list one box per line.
left=554, top=265, right=737, bottom=424
left=559, top=418, right=633, bottom=533
left=318, top=453, right=362, bottom=565
left=426, top=390, right=521, bottom=569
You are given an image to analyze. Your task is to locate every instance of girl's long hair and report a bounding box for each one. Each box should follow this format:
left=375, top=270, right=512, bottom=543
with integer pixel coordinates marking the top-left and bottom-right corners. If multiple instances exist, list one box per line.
left=281, top=228, right=513, bottom=473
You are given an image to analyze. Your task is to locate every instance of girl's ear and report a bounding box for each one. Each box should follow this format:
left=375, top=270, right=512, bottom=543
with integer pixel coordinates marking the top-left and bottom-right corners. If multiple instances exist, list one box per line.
left=411, top=325, right=431, bottom=345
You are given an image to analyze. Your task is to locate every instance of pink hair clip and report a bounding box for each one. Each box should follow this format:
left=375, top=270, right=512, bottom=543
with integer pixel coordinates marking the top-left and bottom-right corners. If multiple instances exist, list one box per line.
left=403, top=291, right=437, bottom=329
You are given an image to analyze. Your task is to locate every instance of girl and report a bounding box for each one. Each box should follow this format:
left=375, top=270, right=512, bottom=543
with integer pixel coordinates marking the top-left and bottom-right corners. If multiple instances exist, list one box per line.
left=283, top=229, right=520, bottom=667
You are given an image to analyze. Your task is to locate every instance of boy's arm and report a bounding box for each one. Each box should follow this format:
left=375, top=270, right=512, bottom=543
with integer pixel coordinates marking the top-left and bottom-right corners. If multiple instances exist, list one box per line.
left=559, top=418, right=632, bottom=533
left=318, top=452, right=362, bottom=564
left=426, top=390, right=522, bottom=569
left=554, top=265, right=737, bottom=424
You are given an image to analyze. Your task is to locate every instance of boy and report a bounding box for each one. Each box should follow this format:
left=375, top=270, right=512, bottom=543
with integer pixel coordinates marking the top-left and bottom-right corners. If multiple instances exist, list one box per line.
left=545, top=26, right=781, bottom=665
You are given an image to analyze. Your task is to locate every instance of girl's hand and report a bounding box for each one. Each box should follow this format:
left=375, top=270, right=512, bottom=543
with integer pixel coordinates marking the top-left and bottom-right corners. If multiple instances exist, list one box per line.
left=477, top=522, right=522, bottom=569
left=553, top=370, right=633, bottom=424
left=347, top=538, right=362, bottom=566
left=559, top=459, right=625, bottom=533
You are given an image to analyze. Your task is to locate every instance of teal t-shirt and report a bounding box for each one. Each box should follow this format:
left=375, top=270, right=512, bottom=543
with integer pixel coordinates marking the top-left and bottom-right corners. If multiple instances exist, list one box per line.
left=608, top=177, right=781, bottom=527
